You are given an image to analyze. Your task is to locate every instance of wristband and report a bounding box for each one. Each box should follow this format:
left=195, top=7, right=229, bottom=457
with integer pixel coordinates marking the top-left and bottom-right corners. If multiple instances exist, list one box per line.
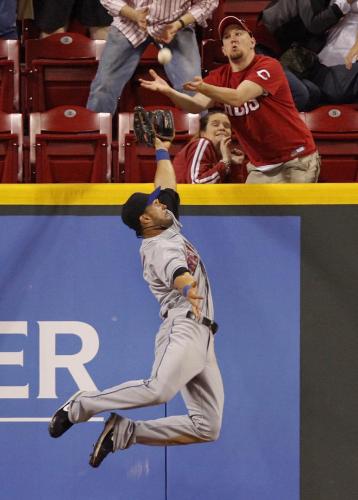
left=178, top=18, right=185, bottom=29
left=155, top=149, right=170, bottom=161
left=182, top=284, right=193, bottom=297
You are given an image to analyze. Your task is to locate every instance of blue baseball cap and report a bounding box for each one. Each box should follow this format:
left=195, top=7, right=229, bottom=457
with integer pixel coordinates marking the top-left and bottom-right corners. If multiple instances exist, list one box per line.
left=121, top=186, right=161, bottom=235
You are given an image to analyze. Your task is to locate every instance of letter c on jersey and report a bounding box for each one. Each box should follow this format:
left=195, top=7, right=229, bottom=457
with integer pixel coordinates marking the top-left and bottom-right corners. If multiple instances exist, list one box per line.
left=257, top=69, right=271, bottom=81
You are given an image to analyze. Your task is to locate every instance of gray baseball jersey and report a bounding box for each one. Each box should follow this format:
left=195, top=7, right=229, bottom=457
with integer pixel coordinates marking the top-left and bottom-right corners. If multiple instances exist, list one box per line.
left=65, top=188, right=224, bottom=451
left=140, top=209, right=214, bottom=321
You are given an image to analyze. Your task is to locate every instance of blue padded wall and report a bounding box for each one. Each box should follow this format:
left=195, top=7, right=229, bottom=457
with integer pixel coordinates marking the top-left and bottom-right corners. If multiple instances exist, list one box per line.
left=0, top=214, right=299, bottom=500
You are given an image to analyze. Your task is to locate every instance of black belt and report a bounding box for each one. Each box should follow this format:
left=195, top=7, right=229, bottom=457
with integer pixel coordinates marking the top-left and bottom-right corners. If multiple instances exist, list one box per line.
left=163, top=310, right=218, bottom=334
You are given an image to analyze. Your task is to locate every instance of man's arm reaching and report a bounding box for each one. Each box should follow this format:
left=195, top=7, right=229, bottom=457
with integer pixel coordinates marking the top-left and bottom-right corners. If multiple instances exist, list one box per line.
left=139, top=70, right=213, bottom=113
left=183, top=77, right=264, bottom=107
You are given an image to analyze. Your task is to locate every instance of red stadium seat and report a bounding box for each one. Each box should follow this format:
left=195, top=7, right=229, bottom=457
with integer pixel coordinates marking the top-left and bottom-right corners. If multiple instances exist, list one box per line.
left=302, top=105, right=358, bottom=182
left=24, top=33, right=105, bottom=112
left=0, top=40, right=20, bottom=112
left=115, top=106, right=200, bottom=182
left=0, top=111, right=23, bottom=182
left=28, top=105, right=112, bottom=182
left=122, top=134, right=193, bottom=182
left=20, top=17, right=88, bottom=43
left=202, top=39, right=226, bottom=74
left=222, top=0, right=270, bottom=28
left=202, top=0, right=270, bottom=39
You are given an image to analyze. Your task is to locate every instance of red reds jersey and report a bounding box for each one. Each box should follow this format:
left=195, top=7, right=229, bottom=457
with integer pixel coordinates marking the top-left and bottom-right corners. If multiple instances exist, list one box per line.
left=203, top=55, right=316, bottom=167
left=173, top=138, right=229, bottom=183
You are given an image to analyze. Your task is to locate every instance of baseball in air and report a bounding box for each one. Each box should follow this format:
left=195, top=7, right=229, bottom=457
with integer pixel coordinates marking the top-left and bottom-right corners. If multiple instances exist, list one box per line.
left=158, top=47, right=172, bottom=65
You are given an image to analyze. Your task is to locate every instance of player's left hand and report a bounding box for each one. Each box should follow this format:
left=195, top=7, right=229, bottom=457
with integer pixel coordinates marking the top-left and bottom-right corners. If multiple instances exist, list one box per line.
left=186, top=286, right=203, bottom=319
left=182, top=76, right=204, bottom=92
left=154, top=136, right=172, bottom=150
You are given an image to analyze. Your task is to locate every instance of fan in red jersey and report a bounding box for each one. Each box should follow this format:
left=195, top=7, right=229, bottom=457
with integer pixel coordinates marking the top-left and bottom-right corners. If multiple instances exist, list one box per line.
left=173, top=109, right=244, bottom=183
left=140, top=16, right=321, bottom=183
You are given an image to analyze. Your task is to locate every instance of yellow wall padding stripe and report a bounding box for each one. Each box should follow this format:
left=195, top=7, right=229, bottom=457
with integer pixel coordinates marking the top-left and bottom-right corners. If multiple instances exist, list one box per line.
left=1, top=183, right=358, bottom=206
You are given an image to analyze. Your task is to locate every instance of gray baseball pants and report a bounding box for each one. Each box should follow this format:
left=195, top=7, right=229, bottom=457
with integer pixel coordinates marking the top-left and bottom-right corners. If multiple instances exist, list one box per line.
left=67, top=311, right=224, bottom=451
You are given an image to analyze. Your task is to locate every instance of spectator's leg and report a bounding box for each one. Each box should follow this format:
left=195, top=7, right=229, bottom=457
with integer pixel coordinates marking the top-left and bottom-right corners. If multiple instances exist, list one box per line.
left=284, top=68, right=322, bottom=111
left=33, top=0, right=73, bottom=36
left=89, top=26, right=109, bottom=40
left=77, top=0, right=112, bottom=40
left=245, top=163, right=285, bottom=184
left=87, top=26, right=149, bottom=115
left=40, top=27, right=66, bottom=39
left=301, top=78, right=323, bottom=109
left=311, top=62, right=358, bottom=103
left=164, top=27, right=202, bottom=95
left=0, top=0, right=17, bottom=39
left=246, top=153, right=320, bottom=184
left=281, top=151, right=321, bottom=183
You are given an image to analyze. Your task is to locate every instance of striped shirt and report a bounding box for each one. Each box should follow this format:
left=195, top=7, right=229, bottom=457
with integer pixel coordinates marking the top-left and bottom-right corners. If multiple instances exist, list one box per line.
left=100, top=0, right=218, bottom=47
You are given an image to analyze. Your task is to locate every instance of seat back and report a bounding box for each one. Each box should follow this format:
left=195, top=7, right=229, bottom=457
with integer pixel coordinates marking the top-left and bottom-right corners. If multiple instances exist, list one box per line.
left=116, top=106, right=200, bottom=182
left=302, top=105, right=358, bottom=182
left=119, top=43, right=173, bottom=112
left=24, top=33, right=105, bottom=112
left=29, top=105, right=112, bottom=182
left=0, top=40, right=20, bottom=111
left=202, top=0, right=270, bottom=39
left=222, top=0, right=270, bottom=28
left=123, top=134, right=192, bottom=182
left=0, top=111, right=23, bottom=182
left=202, top=39, right=227, bottom=74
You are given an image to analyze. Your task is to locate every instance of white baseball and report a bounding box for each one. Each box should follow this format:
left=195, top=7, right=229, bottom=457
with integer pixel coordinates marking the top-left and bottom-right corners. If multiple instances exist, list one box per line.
left=157, top=47, right=172, bottom=65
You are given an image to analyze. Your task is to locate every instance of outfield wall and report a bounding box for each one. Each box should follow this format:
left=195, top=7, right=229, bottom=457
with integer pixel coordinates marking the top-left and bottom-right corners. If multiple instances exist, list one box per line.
left=0, top=184, right=357, bottom=500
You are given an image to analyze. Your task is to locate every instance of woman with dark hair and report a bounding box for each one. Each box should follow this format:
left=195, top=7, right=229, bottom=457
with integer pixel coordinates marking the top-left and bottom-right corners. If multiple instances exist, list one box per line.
left=173, top=110, right=244, bottom=184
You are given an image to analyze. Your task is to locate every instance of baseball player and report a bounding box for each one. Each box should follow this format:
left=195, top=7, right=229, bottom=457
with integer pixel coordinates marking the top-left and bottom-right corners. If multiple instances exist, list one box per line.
left=49, top=135, right=224, bottom=468
left=139, top=16, right=321, bottom=184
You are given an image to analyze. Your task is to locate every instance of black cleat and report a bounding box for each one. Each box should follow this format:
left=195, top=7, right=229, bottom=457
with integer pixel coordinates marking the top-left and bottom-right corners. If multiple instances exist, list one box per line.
left=48, top=391, right=82, bottom=438
left=89, top=413, right=116, bottom=468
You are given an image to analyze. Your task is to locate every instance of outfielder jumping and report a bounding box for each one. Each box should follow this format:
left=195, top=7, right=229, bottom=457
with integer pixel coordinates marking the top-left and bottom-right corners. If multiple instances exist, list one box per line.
left=49, top=125, right=224, bottom=468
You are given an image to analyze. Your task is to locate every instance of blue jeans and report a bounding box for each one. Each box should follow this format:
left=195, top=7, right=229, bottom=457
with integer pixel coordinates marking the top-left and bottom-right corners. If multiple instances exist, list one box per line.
left=310, top=61, right=358, bottom=104
left=87, top=25, right=202, bottom=115
left=255, top=44, right=322, bottom=111
left=284, top=69, right=322, bottom=111
left=0, top=0, right=17, bottom=39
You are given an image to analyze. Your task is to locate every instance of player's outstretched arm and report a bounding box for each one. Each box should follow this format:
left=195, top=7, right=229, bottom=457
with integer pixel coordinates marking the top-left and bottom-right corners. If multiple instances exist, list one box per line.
left=154, top=137, right=176, bottom=191
left=174, top=272, right=203, bottom=319
left=139, top=70, right=212, bottom=113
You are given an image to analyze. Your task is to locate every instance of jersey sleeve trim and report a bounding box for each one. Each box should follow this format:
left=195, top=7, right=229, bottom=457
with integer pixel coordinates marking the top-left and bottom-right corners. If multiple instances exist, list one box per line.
left=172, top=267, right=190, bottom=281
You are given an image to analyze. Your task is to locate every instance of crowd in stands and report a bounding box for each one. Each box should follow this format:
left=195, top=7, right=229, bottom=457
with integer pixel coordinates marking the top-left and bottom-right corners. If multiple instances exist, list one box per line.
left=0, top=0, right=357, bottom=184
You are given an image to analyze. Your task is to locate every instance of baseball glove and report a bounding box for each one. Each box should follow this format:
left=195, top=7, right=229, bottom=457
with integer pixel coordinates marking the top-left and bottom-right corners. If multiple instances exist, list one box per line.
left=133, top=106, right=175, bottom=147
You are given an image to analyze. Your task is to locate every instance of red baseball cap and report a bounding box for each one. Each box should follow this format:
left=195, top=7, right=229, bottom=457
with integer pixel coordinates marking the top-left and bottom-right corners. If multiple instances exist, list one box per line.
left=218, top=16, right=252, bottom=40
